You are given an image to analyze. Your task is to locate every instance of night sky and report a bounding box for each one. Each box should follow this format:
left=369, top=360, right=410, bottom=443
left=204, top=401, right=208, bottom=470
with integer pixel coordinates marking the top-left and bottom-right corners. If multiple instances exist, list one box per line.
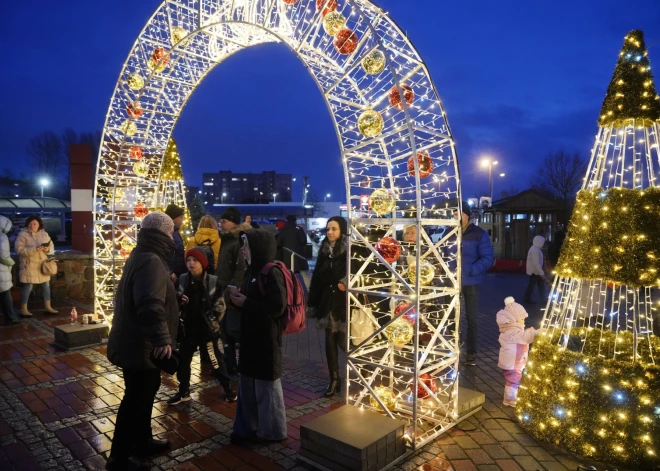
left=3, top=0, right=660, bottom=201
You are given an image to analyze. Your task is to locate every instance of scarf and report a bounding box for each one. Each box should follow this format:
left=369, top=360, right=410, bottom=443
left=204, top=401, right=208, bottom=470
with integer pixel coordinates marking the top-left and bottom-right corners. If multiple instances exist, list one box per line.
left=136, top=228, right=175, bottom=262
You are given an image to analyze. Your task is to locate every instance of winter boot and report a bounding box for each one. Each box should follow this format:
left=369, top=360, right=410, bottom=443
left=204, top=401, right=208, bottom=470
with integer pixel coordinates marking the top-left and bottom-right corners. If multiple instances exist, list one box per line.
left=43, top=301, right=58, bottom=314
left=324, top=371, right=340, bottom=398
left=503, top=385, right=518, bottom=407
left=19, top=304, right=33, bottom=318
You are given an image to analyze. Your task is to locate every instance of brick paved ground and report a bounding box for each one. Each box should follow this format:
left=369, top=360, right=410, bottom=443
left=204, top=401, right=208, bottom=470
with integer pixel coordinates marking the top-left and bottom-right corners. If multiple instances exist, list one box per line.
left=0, top=274, right=624, bottom=471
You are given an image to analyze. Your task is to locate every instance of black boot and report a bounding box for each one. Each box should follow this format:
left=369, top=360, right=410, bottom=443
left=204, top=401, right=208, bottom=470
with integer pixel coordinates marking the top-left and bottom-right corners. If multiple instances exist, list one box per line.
left=324, top=372, right=340, bottom=398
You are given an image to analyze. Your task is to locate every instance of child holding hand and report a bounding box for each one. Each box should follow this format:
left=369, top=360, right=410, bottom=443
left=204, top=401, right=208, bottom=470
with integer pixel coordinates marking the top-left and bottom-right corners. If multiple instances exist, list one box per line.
left=497, top=296, right=542, bottom=406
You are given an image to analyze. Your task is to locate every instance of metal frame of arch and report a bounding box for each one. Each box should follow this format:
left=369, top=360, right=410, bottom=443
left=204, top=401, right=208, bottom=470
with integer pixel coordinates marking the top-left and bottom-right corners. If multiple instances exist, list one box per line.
left=93, top=0, right=463, bottom=448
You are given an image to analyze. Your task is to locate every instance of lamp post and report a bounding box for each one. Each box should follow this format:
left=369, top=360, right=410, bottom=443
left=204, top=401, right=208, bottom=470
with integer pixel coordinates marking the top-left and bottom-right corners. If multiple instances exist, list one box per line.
left=221, top=192, right=226, bottom=204
left=273, top=193, right=277, bottom=202
left=39, top=178, right=49, bottom=217
left=480, top=159, right=499, bottom=201
left=325, top=193, right=331, bottom=202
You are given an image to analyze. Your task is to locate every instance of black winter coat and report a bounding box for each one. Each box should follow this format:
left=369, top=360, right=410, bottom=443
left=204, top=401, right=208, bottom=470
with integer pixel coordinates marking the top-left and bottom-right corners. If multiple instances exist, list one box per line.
left=238, top=229, right=287, bottom=381
left=215, top=222, right=252, bottom=293
left=108, top=229, right=179, bottom=371
left=178, top=272, right=225, bottom=341
left=307, top=235, right=348, bottom=332
left=276, top=222, right=309, bottom=272
left=168, top=229, right=187, bottom=278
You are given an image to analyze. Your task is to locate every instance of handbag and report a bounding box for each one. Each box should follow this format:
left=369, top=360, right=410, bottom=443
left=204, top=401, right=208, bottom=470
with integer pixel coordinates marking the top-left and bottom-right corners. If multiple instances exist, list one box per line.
left=40, top=238, right=57, bottom=276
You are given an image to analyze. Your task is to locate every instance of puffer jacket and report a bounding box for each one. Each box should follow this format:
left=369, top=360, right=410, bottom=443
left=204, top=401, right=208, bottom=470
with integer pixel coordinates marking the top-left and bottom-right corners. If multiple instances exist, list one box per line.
left=0, top=216, right=14, bottom=292
left=186, top=228, right=221, bottom=270
left=15, top=228, right=54, bottom=284
left=496, top=301, right=539, bottom=370
left=215, top=222, right=252, bottom=292
left=177, top=272, right=225, bottom=340
left=107, top=228, right=179, bottom=371
left=461, top=223, right=493, bottom=287
left=238, top=229, right=287, bottom=381
left=526, top=235, right=545, bottom=276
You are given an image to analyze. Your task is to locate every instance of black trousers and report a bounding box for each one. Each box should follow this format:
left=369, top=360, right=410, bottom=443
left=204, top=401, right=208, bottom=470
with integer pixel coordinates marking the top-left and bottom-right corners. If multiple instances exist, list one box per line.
left=462, top=285, right=479, bottom=355
left=177, top=336, right=231, bottom=393
left=0, top=290, right=17, bottom=323
left=325, top=329, right=347, bottom=375
left=111, top=368, right=161, bottom=459
left=524, top=274, right=545, bottom=303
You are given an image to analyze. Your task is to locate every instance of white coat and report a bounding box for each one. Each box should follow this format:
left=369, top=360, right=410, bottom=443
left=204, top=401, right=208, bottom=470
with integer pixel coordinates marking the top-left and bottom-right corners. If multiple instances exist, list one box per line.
left=497, top=301, right=539, bottom=370
left=15, top=228, right=54, bottom=285
left=0, top=216, right=14, bottom=292
left=526, top=235, right=545, bottom=276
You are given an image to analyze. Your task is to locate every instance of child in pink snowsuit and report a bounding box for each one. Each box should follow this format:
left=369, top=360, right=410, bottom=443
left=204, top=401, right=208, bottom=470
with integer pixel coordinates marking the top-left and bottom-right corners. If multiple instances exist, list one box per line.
left=497, top=296, right=541, bottom=407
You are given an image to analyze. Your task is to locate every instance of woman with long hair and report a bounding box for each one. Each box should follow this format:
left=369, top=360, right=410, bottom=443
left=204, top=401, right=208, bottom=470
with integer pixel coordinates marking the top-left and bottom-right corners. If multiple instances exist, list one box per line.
left=14, top=215, right=56, bottom=316
left=307, top=216, right=348, bottom=397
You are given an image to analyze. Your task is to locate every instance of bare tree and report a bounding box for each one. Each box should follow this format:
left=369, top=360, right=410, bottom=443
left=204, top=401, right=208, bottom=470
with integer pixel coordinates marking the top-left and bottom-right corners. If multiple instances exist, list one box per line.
left=61, top=128, right=102, bottom=185
left=499, top=185, right=520, bottom=199
left=26, top=131, right=63, bottom=180
left=472, top=188, right=490, bottom=199
left=533, top=151, right=587, bottom=204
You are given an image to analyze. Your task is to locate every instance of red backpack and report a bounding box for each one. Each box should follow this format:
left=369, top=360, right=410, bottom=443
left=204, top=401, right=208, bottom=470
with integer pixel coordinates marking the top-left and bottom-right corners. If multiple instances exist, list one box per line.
left=258, top=261, right=306, bottom=335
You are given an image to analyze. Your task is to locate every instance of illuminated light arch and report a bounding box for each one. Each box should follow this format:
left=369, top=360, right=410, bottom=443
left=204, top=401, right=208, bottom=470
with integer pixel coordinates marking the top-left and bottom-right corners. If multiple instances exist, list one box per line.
left=94, top=0, right=463, bottom=447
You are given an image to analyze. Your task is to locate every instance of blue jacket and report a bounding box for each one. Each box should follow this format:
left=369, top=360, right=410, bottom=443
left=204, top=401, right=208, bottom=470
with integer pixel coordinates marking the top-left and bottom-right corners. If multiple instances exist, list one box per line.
left=461, top=224, right=493, bottom=287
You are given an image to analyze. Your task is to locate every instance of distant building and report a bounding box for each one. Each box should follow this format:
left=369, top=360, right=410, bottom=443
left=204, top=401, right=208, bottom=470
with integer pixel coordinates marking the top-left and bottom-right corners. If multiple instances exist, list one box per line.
left=202, top=171, right=292, bottom=204
left=0, top=177, right=28, bottom=198
left=185, top=185, right=200, bottom=204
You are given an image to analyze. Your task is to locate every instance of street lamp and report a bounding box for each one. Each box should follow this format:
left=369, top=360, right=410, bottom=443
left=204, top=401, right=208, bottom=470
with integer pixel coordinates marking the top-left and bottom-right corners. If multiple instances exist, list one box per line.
left=222, top=192, right=226, bottom=204
left=273, top=193, right=278, bottom=202
left=39, top=178, right=49, bottom=217
left=480, top=158, right=499, bottom=201
left=325, top=193, right=331, bottom=202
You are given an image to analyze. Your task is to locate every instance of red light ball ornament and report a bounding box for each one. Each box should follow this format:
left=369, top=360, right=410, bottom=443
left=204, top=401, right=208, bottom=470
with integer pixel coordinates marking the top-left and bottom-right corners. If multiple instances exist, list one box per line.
left=316, top=0, right=337, bottom=16
left=375, top=237, right=401, bottom=264
left=413, top=374, right=437, bottom=399
left=282, top=0, right=299, bottom=4
left=334, top=28, right=359, bottom=55
left=129, top=146, right=143, bottom=160
left=133, top=203, right=148, bottom=219
left=395, top=302, right=416, bottom=325
left=407, top=151, right=434, bottom=178
left=126, top=102, right=142, bottom=119
left=388, top=84, right=414, bottom=110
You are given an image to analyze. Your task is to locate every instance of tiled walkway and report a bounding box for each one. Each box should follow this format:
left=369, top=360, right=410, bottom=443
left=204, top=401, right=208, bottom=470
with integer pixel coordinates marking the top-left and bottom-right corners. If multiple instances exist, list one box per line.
left=0, top=275, right=623, bottom=471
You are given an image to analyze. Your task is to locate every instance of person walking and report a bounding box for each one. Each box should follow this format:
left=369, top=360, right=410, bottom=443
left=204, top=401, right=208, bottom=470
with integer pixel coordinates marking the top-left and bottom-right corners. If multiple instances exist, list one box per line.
left=165, top=204, right=186, bottom=284
left=167, top=249, right=237, bottom=405
left=186, top=215, right=221, bottom=273
left=276, top=215, right=309, bottom=272
left=524, top=235, right=547, bottom=304
left=307, top=217, right=348, bottom=397
left=228, top=229, right=287, bottom=442
left=455, top=202, right=493, bottom=366
left=496, top=297, right=542, bottom=406
left=14, top=215, right=57, bottom=316
left=216, top=207, right=251, bottom=375
left=0, top=215, right=19, bottom=325
left=244, top=215, right=259, bottom=229
left=106, top=212, right=179, bottom=470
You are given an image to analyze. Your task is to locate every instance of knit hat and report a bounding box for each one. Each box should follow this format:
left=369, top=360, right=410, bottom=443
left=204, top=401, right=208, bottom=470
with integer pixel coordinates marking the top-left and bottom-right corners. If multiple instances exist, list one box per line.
left=503, top=296, right=528, bottom=321
left=185, top=248, right=208, bottom=270
left=461, top=201, right=471, bottom=217
left=164, top=204, right=185, bottom=220
left=140, top=212, right=174, bottom=235
left=220, top=207, right=241, bottom=225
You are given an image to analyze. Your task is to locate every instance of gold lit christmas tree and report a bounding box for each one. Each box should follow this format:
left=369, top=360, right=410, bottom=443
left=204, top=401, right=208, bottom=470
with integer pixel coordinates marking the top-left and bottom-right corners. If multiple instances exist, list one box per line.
left=156, top=138, right=192, bottom=238
left=518, top=30, right=660, bottom=470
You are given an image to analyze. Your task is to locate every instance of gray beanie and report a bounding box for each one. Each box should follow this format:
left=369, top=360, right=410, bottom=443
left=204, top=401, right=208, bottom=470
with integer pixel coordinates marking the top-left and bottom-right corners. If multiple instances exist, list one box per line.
left=140, top=211, right=174, bottom=235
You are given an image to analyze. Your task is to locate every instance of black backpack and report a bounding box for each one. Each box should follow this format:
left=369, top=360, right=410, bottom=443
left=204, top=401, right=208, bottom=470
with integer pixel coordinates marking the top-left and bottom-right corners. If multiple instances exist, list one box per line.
left=196, top=240, right=215, bottom=274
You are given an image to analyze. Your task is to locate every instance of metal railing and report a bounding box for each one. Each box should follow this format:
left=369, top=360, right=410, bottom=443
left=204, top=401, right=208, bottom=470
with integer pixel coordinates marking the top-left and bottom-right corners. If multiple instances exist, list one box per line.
left=282, top=247, right=311, bottom=289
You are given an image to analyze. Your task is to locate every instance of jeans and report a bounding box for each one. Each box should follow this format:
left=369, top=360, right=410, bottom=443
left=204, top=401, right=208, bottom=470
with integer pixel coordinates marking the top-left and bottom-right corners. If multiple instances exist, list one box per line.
left=233, top=375, right=287, bottom=441
left=1, top=290, right=17, bottom=322
left=177, top=336, right=231, bottom=393
left=110, top=368, right=161, bottom=459
left=462, top=285, right=479, bottom=355
left=325, top=328, right=347, bottom=375
left=524, top=274, right=545, bottom=303
left=20, top=282, right=51, bottom=304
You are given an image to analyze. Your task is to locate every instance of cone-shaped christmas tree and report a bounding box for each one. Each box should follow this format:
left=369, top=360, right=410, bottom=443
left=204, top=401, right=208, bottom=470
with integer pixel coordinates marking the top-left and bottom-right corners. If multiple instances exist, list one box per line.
left=156, top=138, right=192, bottom=237
left=518, top=31, right=660, bottom=470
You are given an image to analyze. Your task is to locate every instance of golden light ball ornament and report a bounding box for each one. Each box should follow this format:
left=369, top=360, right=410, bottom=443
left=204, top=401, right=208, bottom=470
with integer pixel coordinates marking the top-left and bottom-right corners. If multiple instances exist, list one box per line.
left=112, top=187, right=125, bottom=203
left=369, top=188, right=396, bottom=215
left=369, top=386, right=398, bottom=411
left=120, top=120, right=137, bottom=136
left=126, top=73, right=144, bottom=91
left=119, top=239, right=136, bottom=258
left=323, top=11, right=346, bottom=36
left=357, top=109, right=384, bottom=137
left=361, top=49, right=386, bottom=75
left=126, top=101, right=143, bottom=119
left=133, top=160, right=149, bottom=177
left=133, top=203, right=148, bottom=219
left=408, top=260, right=435, bottom=285
left=171, top=26, right=187, bottom=44
left=386, top=318, right=414, bottom=346
left=407, top=151, right=434, bottom=178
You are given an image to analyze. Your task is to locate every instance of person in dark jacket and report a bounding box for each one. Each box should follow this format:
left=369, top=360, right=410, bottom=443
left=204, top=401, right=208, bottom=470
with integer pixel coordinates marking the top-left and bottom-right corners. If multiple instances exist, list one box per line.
left=216, top=207, right=252, bottom=374
left=165, top=204, right=186, bottom=283
left=228, top=229, right=287, bottom=442
left=106, top=212, right=179, bottom=471
left=454, top=202, right=494, bottom=366
left=167, top=249, right=237, bottom=406
left=276, top=215, right=309, bottom=272
left=244, top=215, right=260, bottom=229
left=307, top=216, right=348, bottom=397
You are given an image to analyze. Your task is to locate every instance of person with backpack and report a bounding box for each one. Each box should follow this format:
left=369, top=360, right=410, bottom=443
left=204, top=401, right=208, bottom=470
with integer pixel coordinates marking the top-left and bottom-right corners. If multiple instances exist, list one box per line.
left=167, top=249, right=236, bottom=405
left=306, top=216, right=348, bottom=398
left=227, top=229, right=288, bottom=443
left=186, top=216, right=221, bottom=274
